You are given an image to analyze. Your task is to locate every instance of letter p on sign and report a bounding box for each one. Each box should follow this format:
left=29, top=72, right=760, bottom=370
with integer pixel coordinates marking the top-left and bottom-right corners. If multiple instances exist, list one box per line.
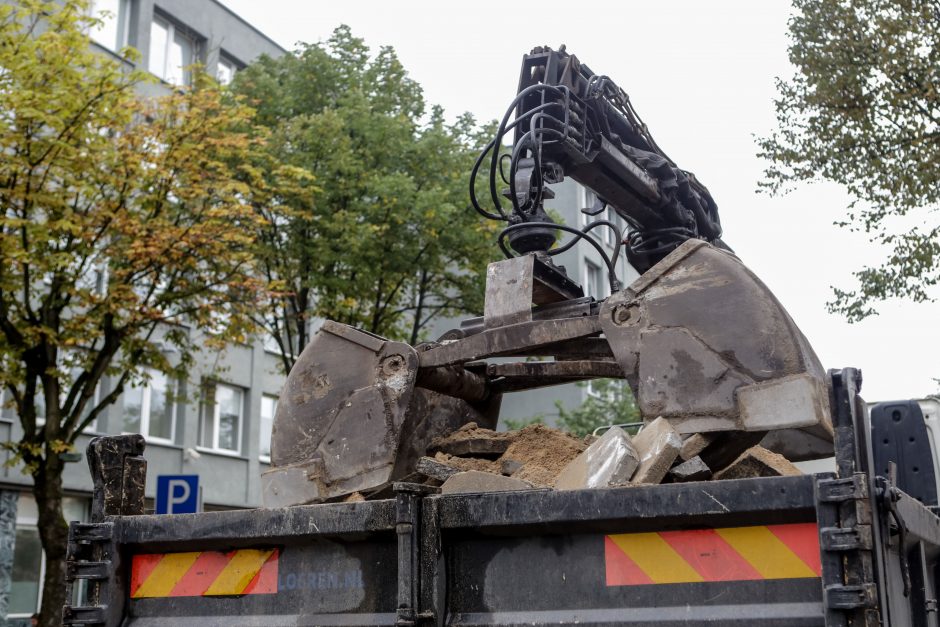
left=156, top=475, right=199, bottom=514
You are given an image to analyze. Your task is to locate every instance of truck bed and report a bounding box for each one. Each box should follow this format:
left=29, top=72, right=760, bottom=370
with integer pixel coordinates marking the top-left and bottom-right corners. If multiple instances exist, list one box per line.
left=65, top=369, right=940, bottom=627
left=86, top=475, right=829, bottom=626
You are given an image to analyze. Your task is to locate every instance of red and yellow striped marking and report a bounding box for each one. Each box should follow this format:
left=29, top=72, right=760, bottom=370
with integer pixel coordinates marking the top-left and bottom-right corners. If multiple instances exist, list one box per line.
left=605, top=523, right=821, bottom=586
left=130, top=549, right=279, bottom=598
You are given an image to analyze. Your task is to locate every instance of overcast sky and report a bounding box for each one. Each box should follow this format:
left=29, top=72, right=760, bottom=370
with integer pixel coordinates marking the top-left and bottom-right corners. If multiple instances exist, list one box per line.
left=222, top=0, right=940, bottom=401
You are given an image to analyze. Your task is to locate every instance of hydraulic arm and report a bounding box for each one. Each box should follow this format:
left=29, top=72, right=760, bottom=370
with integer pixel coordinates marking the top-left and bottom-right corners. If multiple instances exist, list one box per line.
left=473, top=45, right=725, bottom=275
left=262, top=46, right=833, bottom=507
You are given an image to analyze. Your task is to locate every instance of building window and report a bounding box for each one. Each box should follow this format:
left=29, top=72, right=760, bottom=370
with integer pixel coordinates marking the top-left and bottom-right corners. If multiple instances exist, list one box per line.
left=200, top=382, right=243, bottom=454
left=0, top=354, right=100, bottom=431
left=216, top=54, right=239, bottom=86
left=122, top=369, right=175, bottom=443
left=9, top=495, right=88, bottom=619
left=263, top=332, right=285, bottom=355
left=579, top=184, right=598, bottom=227
left=259, top=394, right=277, bottom=462
left=9, top=527, right=42, bottom=616
left=90, top=0, right=131, bottom=51
left=584, top=259, right=605, bottom=300
left=149, top=15, right=195, bottom=85
left=605, top=207, right=618, bottom=247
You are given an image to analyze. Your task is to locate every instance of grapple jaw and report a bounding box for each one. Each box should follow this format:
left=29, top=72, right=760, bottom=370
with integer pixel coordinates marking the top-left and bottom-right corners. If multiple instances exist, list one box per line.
left=598, top=240, right=832, bottom=459
left=264, top=240, right=832, bottom=507
left=261, top=321, right=498, bottom=507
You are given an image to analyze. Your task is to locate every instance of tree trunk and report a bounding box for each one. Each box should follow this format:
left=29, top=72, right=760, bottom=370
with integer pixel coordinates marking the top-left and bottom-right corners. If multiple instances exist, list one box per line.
left=409, top=269, right=429, bottom=346
left=33, top=458, right=68, bottom=627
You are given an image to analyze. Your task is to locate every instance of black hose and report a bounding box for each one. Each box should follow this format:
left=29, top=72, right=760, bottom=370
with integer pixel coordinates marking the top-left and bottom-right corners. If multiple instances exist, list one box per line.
left=497, top=221, right=622, bottom=293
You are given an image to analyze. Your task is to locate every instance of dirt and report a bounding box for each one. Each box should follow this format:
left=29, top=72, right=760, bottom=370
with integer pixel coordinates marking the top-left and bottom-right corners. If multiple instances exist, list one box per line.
left=429, top=424, right=585, bottom=488
left=417, top=415, right=807, bottom=495
left=499, top=424, right=586, bottom=486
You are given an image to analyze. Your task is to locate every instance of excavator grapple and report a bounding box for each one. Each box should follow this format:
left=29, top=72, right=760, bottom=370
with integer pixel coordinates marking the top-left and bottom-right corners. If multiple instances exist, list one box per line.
left=262, top=46, right=834, bottom=506
left=263, top=239, right=832, bottom=506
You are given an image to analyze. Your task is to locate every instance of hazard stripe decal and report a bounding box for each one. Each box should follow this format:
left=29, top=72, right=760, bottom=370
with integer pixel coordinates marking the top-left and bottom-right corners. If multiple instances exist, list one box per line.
left=130, top=549, right=279, bottom=598
left=605, top=523, right=820, bottom=586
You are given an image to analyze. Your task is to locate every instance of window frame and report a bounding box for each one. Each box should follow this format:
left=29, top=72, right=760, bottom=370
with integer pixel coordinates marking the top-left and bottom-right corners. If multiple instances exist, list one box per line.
left=7, top=523, right=45, bottom=618
left=583, top=259, right=605, bottom=300
left=605, top=207, right=617, bottom=247
left=89, top=0, right=132, bottom=52
left=578, top=184, right=598, bottom=228
left=216, top=53, right=240, bottom=86
left=1, top=351, right=103, bottom=431
left=148, top=13, right=197, bottom=86
left=8, top=495, right=88, bottom=618
left=259, top=394, right=278, bottom=463
left=199, top=381, right=244, bottom=456
left=121, top=368, right=176, bottom=444
left=585, top=378, right=601, bottom=399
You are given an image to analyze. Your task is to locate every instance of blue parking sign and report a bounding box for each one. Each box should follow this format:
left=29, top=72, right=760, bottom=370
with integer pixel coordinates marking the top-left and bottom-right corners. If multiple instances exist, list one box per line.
left=156, top=475, right=199, bottom=514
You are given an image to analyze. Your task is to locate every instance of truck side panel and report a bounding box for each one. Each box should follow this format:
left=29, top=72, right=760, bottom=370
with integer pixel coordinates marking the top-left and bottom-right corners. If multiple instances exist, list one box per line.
left=446, top=531, right=823, bottom=626
left=420, top=475, right=826, bottom=626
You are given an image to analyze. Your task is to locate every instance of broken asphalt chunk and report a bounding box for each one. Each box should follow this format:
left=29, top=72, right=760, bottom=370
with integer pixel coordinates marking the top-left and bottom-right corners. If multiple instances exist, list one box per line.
left=416, top=456, right=461, bottom=482
left=440, top=470, right=533, bottom=494
left=668, top=456, right=712, bottom=482
left=713, top=445, right=802, bottom=480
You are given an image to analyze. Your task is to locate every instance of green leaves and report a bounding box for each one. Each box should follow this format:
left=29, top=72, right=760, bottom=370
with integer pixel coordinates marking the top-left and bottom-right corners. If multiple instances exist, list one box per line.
left=234, top=26, right=497, bottom=373
left=0, top=0, right=268, bottom=453
left=758, top=0, right=940, bottom=321
left=506, top=380, right=642, bottom=438
left=555, top=379, right=640, bottom=438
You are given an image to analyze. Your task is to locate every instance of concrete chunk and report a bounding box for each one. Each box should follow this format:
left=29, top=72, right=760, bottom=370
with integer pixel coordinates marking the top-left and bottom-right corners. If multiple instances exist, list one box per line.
left=500, top=459, right=523, bottom=476
left=440, top=470, right=532, bottom=494
left=679, top=433, right=714, bottom=461
left=416, top=456, right=461, bottom=482
left=631, top=417, right=682, bottom=484
left=668, top=456, right=712, bottom=482
left=713, top=446, right=802, bottom=480
left=554, top=427, right=639, bottom=490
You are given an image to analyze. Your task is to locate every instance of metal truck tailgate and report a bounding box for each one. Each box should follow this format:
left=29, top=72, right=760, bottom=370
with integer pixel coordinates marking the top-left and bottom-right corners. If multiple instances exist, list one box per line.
left=117, top=500, right=399, bottom=626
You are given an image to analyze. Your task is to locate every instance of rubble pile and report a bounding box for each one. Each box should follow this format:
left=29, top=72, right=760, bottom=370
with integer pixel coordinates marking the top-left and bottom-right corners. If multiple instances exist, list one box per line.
left=404, top=418, right=802, bottom=495
left=427, top=422, right=586, bottom=490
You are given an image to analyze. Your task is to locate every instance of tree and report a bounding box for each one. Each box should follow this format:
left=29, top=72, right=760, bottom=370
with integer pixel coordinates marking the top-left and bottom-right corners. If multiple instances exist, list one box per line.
left=554, top=379, right=640, bottom=437
left=757, top=0, right=939, bottom=321
left=0, top=2, right=266, bottom=623
left=503, top=379, right=640, bottom=437
left=232, top=27, right=498, bottom=374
